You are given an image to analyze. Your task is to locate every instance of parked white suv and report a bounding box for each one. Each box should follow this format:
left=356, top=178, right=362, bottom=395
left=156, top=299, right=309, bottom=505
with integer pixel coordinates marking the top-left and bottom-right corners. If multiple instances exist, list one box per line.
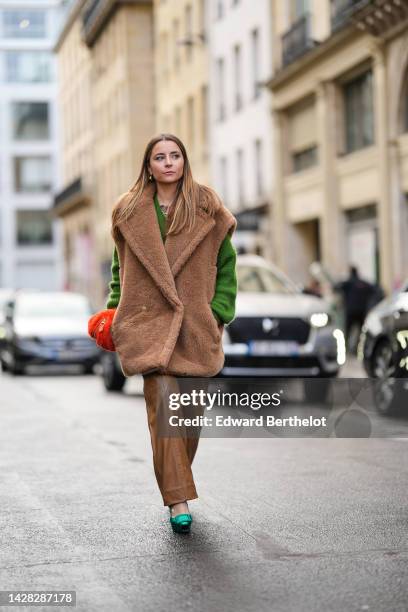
left=222, top=255, right=344, bottom=377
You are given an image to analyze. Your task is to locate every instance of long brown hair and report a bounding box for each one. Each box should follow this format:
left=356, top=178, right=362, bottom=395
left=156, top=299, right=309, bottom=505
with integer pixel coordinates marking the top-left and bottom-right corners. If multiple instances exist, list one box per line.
left=112, top=133, right=218, bottom=238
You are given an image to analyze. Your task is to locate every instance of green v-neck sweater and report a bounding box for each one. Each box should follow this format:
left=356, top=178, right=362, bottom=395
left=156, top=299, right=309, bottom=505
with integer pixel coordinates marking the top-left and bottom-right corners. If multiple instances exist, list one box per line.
left=106, top=194, right=237, bottom=325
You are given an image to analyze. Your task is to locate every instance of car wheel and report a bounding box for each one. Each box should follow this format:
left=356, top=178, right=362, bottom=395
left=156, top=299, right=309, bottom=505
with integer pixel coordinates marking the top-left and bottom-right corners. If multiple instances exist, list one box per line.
left=303, top=378, right=330, bottom=404
left=101, top=353, right=126, bottom=392
left=10, top=361, right=25, bottom=376
left=82, top=362, right=95, bottom=375
left=1, top=358, right=9, bottom=372
left=371, top=340, right=400, bottom=416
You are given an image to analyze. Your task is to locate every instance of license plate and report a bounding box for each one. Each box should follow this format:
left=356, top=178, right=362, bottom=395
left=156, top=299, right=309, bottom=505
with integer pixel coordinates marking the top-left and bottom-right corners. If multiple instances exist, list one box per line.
left=57, top=350, right=77, bottom=360
left=249, top=340, right=299, bottom=356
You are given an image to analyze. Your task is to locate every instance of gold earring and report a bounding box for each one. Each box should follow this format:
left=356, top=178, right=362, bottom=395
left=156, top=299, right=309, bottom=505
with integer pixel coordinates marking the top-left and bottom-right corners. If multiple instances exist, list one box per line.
left=149, top=173, right=153, bottom=181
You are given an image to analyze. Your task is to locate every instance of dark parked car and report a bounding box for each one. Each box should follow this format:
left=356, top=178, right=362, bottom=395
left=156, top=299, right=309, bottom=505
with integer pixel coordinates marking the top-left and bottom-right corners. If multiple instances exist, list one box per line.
left=0, top=290, right=101, bottom=375
left=0, top=288, right=15, bottom=351
left=359, top=281, right=408, bottom=414
left=101, top=255, right=346, bottom=401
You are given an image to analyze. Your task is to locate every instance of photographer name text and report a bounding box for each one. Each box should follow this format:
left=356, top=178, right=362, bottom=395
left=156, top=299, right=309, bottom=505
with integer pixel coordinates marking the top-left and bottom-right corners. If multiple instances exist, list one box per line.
left=168, top=415, right=327, bottom=427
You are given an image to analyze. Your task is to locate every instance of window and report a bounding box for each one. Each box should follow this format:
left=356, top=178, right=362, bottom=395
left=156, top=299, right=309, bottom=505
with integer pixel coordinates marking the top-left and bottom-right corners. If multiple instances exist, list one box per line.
left=293, top=146, right=318, bottom=172
left=216, top=0, right=224, bottom=20
left=185, top=4, right=193, bottom=61
left=233, top=44, right=242, bottom=111
left=216, top=58, right=226, bottom=121
left=160, top=33, right=169, bottom=82
left=220, top=157, right=228, bottom=203
left=12, top=102, right=49, bottom=140
left=174, top=106, right=181, bottom=137
left=343, top=70, right=374, bottom=153
left=187, top=96, right=194, bottom=148
left=199, top=0, right=206, bottom=38
left=287, top=97, right=318, bottom=173
left=16, top=210, right=53, bottom=246
left=251, top=29, right=260, bottom=100
left=3, top=10, right=46, bottom=38
left=5, top=51, right=52, bottom=83
left=236, top=149, right=244, bottom=206
left=201, top=84, right=208, bottom=142
left=404, top=78, right=408, bottom=132
left=14, top=157, right=52, bottom=192
left=173, top=19, right=180, bottom=69
left=254, top=139, right=263, bottom=197
left=291, top=0, right=309, bottom=21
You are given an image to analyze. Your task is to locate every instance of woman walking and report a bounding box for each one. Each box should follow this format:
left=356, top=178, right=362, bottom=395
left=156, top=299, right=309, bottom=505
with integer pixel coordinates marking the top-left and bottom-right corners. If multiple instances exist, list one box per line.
left=88, top=133, right=237, bottom=534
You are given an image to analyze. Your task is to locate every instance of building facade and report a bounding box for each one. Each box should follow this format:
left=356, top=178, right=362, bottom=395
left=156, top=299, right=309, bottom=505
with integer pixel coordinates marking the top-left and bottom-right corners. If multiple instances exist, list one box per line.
left=153, top=0, right=209, bottom=184
left=268, top=0, right=408, bottom=292
left=54, top=0, right=154, bottom=307
left=208, top=0, right=274, bottom=256
left=0, top=0, right=70, bottom=290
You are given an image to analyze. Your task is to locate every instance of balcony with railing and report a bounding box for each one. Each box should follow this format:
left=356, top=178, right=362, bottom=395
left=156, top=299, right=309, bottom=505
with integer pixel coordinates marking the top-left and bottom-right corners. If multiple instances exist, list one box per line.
left=81, top=0, right=113, bottom=46
left=281, top=13, right=316, bottom=67
left=53, top=177, right=90, bottom=216
left=331, top=0, right=370, bottom=31
left=331, top=0, right=408, bottom=36
left=82, top=0, right=152, bottom=46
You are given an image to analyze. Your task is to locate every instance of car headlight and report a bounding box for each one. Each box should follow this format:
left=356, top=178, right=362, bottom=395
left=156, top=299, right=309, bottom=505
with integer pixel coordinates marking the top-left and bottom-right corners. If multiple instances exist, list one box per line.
left=310, top=312, right=330, bottom=328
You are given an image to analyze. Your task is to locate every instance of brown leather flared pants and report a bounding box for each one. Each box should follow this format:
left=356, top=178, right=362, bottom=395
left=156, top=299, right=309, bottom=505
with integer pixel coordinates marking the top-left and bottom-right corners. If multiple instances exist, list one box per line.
left=142, top=373, right=208, bottom=507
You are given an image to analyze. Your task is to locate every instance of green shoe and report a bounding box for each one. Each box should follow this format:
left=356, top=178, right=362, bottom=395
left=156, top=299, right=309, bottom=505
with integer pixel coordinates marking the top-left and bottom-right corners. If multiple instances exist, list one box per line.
left=170, top=513, right=192, bottom=534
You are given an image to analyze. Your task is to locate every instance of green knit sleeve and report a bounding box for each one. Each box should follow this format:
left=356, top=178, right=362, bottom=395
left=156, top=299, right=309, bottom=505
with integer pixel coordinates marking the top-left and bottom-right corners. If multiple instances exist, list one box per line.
left=105, top=245, right=121, bottom=309
left=210, top=235, right=237, bottom=325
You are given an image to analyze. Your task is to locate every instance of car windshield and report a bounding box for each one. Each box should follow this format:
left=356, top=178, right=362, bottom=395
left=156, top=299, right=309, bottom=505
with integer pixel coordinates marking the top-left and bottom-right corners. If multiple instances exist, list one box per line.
left=237, top=265, right=296, bottom=294
left=15, top=294, right=92, bottom=318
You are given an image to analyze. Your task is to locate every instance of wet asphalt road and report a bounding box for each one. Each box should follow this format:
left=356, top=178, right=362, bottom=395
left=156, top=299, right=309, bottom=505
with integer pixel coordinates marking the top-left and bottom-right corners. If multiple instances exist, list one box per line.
left=0, top=361, right=407, bottom=612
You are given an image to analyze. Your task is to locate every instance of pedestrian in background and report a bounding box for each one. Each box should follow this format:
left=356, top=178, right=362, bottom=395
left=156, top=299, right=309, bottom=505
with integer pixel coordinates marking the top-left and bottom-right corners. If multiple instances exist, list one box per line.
left=333, top=265, right=381, bottom=353
left=88, top=134, right=237, bottom=534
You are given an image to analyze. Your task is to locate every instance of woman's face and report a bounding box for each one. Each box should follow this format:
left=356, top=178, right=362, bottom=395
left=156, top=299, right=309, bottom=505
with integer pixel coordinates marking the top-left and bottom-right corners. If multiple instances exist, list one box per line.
left=148, top=140, right=184, bottom=184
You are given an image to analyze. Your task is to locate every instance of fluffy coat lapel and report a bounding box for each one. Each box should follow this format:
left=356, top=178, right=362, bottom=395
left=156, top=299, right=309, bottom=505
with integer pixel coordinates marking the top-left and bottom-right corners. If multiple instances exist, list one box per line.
left=117, top=183, right=216, bottom=308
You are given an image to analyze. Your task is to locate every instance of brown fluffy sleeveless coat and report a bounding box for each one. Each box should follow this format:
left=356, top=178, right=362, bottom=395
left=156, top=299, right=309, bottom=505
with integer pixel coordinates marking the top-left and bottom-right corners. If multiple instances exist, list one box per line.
left=110, top=182, right=237, bottom=377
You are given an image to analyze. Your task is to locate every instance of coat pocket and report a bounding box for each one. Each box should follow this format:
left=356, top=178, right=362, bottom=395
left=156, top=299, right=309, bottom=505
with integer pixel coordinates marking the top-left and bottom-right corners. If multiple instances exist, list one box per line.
left=205, top=303, right=222, bottom=343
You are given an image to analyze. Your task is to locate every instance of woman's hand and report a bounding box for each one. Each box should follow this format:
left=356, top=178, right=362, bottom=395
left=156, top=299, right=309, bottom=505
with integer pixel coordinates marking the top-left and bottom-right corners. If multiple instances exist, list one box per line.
left=88, top=308, right=116, bottom=352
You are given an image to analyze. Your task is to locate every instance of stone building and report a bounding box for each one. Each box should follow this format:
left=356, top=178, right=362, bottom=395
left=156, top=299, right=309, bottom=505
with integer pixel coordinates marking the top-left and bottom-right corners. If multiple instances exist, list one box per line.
left=268, top=0, right=408, bottom=292
left=153, top=0, right=209, bottom=183
left=53, top=0, right=154, bottom=306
